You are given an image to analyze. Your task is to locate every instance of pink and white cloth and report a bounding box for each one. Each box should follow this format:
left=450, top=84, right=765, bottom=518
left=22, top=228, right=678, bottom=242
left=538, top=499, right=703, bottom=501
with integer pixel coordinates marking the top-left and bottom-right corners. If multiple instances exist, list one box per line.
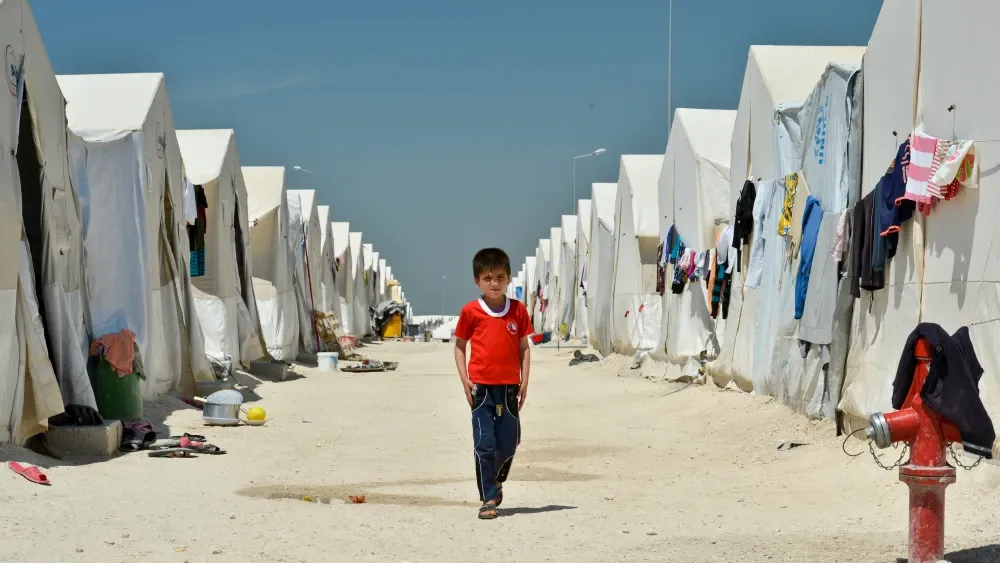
left=899, top=130, right=978, bottom=215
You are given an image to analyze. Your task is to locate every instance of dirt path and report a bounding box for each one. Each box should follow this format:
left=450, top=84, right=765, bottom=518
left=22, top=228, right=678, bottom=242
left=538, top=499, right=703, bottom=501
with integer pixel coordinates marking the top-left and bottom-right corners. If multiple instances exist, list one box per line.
left=2, top=342, right=998, bottom=562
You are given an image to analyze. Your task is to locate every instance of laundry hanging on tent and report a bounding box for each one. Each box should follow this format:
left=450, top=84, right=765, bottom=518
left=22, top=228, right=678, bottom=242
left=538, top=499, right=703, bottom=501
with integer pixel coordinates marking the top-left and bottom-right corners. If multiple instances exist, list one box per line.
left=899, top=130, right=979, bottom=216
left=182, top=177, right=198, bottom=224
left=188, top=185, right=208, bottom=277
left=732, top=180, right=756, bottom=272
left=849, top=189, right=884, bottom=298
left=794, top=196, right=824, bottom=320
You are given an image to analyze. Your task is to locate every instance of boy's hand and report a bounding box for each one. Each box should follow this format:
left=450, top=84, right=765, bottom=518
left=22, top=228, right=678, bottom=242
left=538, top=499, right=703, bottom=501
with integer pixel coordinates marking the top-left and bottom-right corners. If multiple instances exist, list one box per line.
left=462, top=378, right=475, bottom=407
left=517, top=383, right=528, bottom=409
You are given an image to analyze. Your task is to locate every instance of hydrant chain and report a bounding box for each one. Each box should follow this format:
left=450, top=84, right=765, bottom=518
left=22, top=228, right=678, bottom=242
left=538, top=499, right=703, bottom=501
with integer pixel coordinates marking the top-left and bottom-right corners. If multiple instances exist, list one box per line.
left=869, top=440, right=908, bottom=470
left=948, top=445, right=983, bottom=471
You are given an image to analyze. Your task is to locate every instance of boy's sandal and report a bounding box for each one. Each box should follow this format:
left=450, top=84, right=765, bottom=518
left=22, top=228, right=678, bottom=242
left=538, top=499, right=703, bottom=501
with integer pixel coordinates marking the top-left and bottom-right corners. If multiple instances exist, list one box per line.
left=478, top=502, right=498, bottom=520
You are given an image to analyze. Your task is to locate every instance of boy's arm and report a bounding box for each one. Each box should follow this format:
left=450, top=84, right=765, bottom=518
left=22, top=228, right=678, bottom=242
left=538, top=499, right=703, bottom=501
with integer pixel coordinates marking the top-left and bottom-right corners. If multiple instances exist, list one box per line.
left=454, top=338, right=474, bottom=407
left=517, top=336, right=530, bottom=409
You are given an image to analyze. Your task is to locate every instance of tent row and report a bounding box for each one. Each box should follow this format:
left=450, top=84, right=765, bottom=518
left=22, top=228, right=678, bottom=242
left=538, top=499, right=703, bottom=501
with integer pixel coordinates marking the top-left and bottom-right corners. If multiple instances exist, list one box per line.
left=0, top=0, right=409, bottom=445
left=511, top=0, right=999, bottom=454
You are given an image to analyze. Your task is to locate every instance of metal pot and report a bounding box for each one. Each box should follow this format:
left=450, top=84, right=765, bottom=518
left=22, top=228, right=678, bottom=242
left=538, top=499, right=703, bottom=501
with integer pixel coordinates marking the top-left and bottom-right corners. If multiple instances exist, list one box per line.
left=203, top=401, right=240, bottom=422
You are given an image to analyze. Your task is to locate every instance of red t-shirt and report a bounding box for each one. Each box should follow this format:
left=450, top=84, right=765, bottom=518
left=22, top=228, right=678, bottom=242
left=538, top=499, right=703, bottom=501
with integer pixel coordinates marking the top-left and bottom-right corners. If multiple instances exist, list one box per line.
left=454, top=298, right=533, bottom=385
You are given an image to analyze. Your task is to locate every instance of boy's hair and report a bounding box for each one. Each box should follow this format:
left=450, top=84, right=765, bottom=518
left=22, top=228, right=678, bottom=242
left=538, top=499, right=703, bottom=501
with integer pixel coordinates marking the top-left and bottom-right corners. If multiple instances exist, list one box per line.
left=472, top=248, right=511, bottom=279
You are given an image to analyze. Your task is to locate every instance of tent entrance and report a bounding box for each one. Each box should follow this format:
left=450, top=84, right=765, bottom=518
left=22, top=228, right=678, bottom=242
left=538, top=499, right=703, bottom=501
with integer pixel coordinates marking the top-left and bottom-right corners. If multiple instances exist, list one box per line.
left=234, top=193, right=249, bottom=303
left=16, top=88, right=54, bottom=352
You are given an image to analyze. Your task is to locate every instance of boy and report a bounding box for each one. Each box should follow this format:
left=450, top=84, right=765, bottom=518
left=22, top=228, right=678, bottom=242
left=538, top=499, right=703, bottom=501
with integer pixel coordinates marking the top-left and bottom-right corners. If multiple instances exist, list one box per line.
left=453, top=247, right=532, bottom=520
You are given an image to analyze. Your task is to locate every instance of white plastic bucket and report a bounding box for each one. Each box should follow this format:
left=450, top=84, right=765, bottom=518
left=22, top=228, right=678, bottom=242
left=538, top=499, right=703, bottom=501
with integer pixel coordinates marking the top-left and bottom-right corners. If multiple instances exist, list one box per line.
left=317, top=352, right=339, bottom=372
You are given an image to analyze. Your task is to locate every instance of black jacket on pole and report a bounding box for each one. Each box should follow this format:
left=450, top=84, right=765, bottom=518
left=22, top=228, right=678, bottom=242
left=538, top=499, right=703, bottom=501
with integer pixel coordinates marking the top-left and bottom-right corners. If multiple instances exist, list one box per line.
left=892, top=323, right=995, bottom=459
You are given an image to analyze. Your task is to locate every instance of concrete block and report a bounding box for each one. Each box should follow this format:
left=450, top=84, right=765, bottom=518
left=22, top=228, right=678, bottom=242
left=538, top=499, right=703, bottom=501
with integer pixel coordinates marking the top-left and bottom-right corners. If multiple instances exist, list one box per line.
left=45, top=420, right=122, bottom=458
left=249, top=361, right=288, bottom=381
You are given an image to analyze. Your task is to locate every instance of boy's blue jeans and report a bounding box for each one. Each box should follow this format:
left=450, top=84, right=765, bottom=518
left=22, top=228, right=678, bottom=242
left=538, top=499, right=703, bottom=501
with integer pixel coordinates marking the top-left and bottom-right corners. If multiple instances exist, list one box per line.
left=471, top=383, right=520, bottom=503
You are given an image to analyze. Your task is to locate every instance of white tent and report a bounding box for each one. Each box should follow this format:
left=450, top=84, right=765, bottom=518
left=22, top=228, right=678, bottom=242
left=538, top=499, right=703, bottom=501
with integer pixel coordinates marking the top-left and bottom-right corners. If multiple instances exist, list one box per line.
left=611, top=155, right=665, bottom=355
left=176, top=129, right=267, bottom=368
left=332, top=222, right=353, bottom=333
left=349, top=233, right=369, bottom=336
left=575, top=198, right=594, bottom=339
left=842, top=0, right=1000, bottom=462
left=588, top=183, right=618, bottom=355
left=0, top=0, right=84, bottom=443
left=524, top=257, right=537, bottom=318
left=556, top=215, right=578, bottom=338
left=546, top=227, right=562, bottom=332
left=242, top=166, right=299, bottom=361
left=533, top=239, right=550, bottom=333
left=286, top=189, right=321, bottom=354
left=652, top=109, right=736, bottom=379
left=378, top=259, right=387, bottom=303
left=59, top=72, right=214, bottom=399
left=715, top=45, right=866, bottom=392
left=316, top=206, right=343, bottom=327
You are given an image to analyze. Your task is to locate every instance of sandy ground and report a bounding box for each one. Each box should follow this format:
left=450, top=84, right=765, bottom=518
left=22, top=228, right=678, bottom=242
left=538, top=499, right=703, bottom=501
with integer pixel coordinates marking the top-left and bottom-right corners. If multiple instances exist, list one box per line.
left=1, top=342, right=999, bottom=563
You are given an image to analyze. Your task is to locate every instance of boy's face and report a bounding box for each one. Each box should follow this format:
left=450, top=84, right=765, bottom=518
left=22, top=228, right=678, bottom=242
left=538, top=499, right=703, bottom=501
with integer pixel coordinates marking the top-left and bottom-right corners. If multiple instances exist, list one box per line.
left=475, top=268, right=509, bottom=300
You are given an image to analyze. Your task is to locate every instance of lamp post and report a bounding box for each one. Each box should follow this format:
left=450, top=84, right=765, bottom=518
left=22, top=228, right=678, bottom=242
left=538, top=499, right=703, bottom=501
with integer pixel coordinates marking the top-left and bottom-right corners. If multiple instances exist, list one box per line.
left=667, top=0, right=673, bottom=135
left=573, top=148, right=607, bottom=210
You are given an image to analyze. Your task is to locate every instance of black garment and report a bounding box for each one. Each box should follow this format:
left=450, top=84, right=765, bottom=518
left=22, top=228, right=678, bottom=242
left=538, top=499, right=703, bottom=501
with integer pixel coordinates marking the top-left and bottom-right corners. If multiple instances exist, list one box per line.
left=850, top=191, right=884, bottom=298
left=892, top=323, right=995, bottom=459
left=188, top=186, right=208, bottom=252
left=710, top=268, right=731, bottom=320
left=49, top=404, right=104, bottom=427
left=655, top=242, right=666, bottom=295
left=731, top=180, right=756, bottom=272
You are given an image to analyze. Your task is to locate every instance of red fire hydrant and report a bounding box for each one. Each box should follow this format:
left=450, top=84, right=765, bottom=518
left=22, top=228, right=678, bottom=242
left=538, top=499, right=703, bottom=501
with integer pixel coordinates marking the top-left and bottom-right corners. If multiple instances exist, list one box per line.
left=865, top=338, right=961, bottom=563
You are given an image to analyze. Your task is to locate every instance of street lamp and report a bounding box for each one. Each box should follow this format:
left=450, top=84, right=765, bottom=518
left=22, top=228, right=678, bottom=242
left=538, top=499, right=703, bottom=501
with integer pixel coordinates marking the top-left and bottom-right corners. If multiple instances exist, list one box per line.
left=293, top=165, right=313, bottom=174
left=573, top=148, right=607, bottom=210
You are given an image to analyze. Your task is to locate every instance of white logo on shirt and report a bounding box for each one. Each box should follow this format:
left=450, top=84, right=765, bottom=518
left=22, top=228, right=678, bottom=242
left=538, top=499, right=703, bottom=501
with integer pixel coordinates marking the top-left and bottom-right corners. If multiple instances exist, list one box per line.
left=507, top=321, right=518, bottom=335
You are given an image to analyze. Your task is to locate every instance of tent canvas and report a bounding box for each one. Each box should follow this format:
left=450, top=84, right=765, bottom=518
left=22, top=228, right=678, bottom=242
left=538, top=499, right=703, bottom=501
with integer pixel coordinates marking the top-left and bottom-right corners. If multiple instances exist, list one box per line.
left=316, top=207, right=343, bottom=325
left=176, top=129, right=267, bottom=367
left=349, top=233, right=369, bottom=336
left=556, top=215, right=577, bottom=338
left=286, top=189, right=321, bottom=353
left=524, top=256, right=537, bottom=325
left=546, top=228, right=562, bottom=332
left=843, top=0, right=1000, bottom=470
left=652, top=109, right=736, bottom=379
left=611, top=155, right=664, bottom=355
left=533, top=239, right=550, bottom=333
left=59, top=72, right=213, bottom=400
left=715, top=45, right=866, bottom=391
left=575, top=198, right=594, bottom=339
left=332, top=222, right=353, bottom=333
left=378, top=259, right=387, bottom=303
left=0, top=0, right=85, bottom=443
left=243, top=166, right=299, bottom=361
left=588, top=183, right=618, bottom=355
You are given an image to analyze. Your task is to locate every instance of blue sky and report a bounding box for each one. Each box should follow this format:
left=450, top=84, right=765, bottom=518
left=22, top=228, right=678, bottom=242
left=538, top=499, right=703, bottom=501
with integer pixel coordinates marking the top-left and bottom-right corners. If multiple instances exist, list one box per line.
left=33, top=0, right=883, bottom=314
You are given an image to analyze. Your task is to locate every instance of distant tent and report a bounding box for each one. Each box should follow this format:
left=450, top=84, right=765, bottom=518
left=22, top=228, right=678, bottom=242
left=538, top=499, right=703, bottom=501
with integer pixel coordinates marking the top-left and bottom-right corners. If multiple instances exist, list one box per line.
left=611, top=155, right=664, bottom=355
left=546, top=228, right=562, bottom=333
left=533, top=239, right=550, bottom=333
left=587, top=183, right=618, bottom=355
left=331, top=222, right=354, bottom=334
left=176, top=129, right=268, bottom=367
left=575, top=198, right=594, bottom=339
left=286, top=189, right=321, bottom=353
left=349, top=233, right=369, bottom=336
left=316, top=207, right=344, bottom=327
left=556, top=215, right=578, bottom=338
left=242, top=166, right=300, bottom=361
left=59, top=71, right=214, bottom=399
left=652, top=109, right=736, bottom=380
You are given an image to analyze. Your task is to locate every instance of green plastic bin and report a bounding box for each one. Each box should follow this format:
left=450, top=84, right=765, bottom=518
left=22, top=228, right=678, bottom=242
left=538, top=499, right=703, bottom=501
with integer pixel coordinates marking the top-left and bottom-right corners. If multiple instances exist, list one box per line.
left=90, top=343, right=144, bottom=420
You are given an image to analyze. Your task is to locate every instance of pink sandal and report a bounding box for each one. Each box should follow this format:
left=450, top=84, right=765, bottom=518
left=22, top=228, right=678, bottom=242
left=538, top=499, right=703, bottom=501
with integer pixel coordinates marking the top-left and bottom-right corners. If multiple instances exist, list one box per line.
left=8, top=461, right=50, bottom=485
